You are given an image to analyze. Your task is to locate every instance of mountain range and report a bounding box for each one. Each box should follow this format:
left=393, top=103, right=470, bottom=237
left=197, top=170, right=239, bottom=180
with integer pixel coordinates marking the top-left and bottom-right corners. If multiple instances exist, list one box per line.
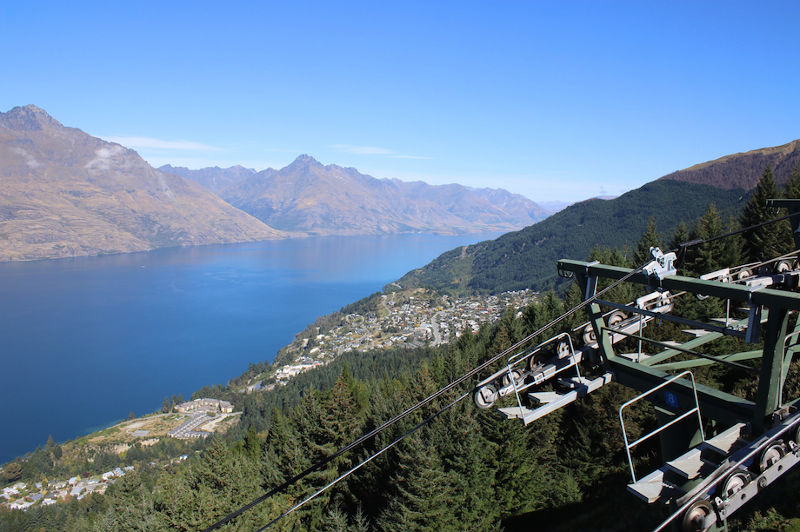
left=395, top=180, right=747, bottom=294
left=0, top=106, right=282, bottom=262
left=161, top=157, right=550, bottom=236
left=158, top=164, right=256, bottom=194
left=4, top=104, right=795, bottom=268
left=0, top=105, right=549, bottom=262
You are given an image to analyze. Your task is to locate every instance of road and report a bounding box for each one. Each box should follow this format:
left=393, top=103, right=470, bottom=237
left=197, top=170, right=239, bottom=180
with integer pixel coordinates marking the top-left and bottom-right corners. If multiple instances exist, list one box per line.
left=431, top=311, right=443, bottom=345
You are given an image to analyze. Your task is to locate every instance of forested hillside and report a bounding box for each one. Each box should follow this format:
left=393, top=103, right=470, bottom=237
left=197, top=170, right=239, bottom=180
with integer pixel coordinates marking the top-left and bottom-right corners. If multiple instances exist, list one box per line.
left=3, top=167, right=800, bottom=531
left=0, top=294, right=673, bottom=531
left=396, top=180, right=746, bottom=294
left=660, top=139, right=800, bottom=190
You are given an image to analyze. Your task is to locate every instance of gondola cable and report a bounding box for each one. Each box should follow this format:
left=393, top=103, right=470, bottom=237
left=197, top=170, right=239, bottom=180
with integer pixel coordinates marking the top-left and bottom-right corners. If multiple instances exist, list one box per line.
left=203, top=263, right=646, bottom=531
left=203, top=211, right=797, bottom=531
left=256, top=391, right=470, bottom=531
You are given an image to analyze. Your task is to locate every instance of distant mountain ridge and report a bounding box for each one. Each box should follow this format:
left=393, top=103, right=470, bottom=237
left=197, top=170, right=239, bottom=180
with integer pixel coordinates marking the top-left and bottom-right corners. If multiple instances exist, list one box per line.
left=162, top=155, right=550, bottom=236
left=395, top=180, right=746, bottom=294
left=396, top=139, right=800, bottom=295
left=659, top=139, right=800, bottom=190
left=158, top=164, right=256, bottom=194
left=0, top=105, right=283, bottom=261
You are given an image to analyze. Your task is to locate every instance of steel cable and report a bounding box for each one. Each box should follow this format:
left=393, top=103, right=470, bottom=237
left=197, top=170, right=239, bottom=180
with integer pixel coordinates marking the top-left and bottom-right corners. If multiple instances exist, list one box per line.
left=204, top=211, right=799, bottom=530
left=203, top=263, right=646, bottom=531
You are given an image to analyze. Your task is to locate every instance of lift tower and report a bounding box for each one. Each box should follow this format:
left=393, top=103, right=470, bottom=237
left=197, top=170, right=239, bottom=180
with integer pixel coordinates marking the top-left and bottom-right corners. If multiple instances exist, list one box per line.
left=473, top=201, right=800, bottom=531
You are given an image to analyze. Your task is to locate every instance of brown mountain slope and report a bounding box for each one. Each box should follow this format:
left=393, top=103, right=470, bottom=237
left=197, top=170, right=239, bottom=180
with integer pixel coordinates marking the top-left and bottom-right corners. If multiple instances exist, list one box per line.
left=0, top=105, right=284, bottom=262
left=204, top=155, right=549, bottom=235
left=659, top=139, right=800, bottom=189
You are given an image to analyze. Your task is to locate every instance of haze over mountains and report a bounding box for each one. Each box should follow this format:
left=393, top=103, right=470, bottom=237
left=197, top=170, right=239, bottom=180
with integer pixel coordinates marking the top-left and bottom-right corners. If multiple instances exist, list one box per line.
left=0, top=105, right=549, bottom=262
left=0, top=105, right=282, bottom=262
left=161, top=156, right=550, bottom=236
left=158, top=164, right=256, bottom=194
left=3, top=104, right=796, bottom=268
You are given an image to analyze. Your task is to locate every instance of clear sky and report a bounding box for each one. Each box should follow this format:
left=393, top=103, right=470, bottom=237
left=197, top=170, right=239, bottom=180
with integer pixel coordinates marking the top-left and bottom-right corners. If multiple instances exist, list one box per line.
left=1, top=1, right=798, bottom=203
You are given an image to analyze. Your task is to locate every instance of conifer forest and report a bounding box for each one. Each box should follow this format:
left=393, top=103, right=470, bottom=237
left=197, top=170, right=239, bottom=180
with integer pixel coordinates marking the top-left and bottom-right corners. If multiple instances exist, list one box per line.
left=3, top=166, right=800, bottom=531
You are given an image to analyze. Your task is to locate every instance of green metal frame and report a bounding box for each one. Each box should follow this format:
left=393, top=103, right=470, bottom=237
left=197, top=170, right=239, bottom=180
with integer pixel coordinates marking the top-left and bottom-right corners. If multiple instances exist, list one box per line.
left=559, top=258, right=800, bottom=434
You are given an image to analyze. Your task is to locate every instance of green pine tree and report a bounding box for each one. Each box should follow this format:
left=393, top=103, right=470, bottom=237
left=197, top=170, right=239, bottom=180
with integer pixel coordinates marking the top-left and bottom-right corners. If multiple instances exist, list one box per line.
left=243, top=426, right=262, bottom=463
left=783, top=165, right=800, bottom=199
left=685, top=203, right=739, bottom=275
left=431, top=409, right=500, bottom=529
left=634, top=217, right=662, bottom=265
left=781, top=166, right=800, bottom=251
left=740, top=165, right=791, bottom=262
left=669, top=220, right=690, bottom=251
left=100, top=471, right=157, bottom=531
left=375, top=432, right=458, bottom=532
left=262, top=408, right=310, bottom=489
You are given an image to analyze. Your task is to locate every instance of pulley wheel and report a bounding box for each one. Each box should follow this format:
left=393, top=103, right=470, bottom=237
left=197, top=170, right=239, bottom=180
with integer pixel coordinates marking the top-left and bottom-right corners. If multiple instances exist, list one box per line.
left=681, top=499, right=713, bottom=532
left=608, top=310, right=626, bottom=327
left=501, top=369, right=523, bottom=388
left=555, top=340, right=571, bottom=359
left=721, top=470, right=750, bottom=499
left=774, top=260, right=791, bottom=273
left=473, top=384, right=498, bottom=410
left=582, top=324, right=596, bottom=344
left=759, top=442, right=785, bottom=472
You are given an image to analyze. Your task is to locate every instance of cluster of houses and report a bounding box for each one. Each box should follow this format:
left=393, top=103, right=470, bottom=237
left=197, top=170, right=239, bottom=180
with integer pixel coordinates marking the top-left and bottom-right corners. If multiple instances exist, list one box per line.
left=274, top=358, right=323, bottom=382
left=246, top=357, right=324, bottom=391
left=2, top=466, right=133, bottom=511
left=257, top=289, right=537, bottom=389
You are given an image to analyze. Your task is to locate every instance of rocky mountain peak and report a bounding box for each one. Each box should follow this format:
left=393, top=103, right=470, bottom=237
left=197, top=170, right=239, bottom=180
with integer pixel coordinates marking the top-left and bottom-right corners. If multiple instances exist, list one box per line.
left=288, top=154, right=324, bottom=169
left=0, top=105, right=64, bottom=131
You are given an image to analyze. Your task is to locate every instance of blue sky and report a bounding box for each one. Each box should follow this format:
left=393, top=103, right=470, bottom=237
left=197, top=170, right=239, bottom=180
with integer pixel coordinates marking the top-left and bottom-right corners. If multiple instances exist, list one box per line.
left=1, top=1, right=798, bottom=203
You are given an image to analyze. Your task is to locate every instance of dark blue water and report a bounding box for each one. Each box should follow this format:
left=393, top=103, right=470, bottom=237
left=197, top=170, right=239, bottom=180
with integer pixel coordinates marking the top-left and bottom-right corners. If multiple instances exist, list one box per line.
left=0, top=234, right=499, bottom=464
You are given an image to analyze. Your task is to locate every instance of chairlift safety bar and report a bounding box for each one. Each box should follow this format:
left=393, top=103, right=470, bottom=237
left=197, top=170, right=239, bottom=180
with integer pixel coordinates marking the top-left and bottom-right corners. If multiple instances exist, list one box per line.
left=619, top=370, right=705, bottom=483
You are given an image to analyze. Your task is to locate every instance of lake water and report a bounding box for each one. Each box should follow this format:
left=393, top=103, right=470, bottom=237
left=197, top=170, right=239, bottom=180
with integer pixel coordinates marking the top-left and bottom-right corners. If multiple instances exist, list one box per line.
left=0, top=233, right=499, bottom=464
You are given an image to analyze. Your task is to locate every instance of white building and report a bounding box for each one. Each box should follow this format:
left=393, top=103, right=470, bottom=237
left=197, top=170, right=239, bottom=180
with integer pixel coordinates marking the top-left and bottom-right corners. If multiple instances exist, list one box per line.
left=175, top=398, right=233, bottom=414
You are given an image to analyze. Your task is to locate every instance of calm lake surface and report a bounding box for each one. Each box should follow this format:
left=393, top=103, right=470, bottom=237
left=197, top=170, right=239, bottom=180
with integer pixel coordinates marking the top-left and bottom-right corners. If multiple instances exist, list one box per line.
left=0, top=233, right=500, bottom=464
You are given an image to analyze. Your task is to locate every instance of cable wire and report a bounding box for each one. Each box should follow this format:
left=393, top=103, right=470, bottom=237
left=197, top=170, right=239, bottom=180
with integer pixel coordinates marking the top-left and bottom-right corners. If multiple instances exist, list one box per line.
left=204, top=210, right=800, bottom=530
left=202, top=263, right=646, bottom=531
left=256, top=391, right=470, bottom=531
left=675, top=211, right=795, bottom=266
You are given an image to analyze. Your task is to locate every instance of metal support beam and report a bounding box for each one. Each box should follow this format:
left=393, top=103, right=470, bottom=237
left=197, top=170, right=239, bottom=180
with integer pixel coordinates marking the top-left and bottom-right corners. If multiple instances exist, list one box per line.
left=782, top=320, right=800, bottom=386
left=753, top=306, right=790, bottom=431
left=643, top=331, right=724, bottom=366
left=608, top=356, right=754, bottom=425
left=557, top=259, right=800, bottom=311
left=652, top=350, right=763, bottom=371
left=606, top=329, right=758, bottom=373
left=563, top=257, right=800, bottom=431
left=577, top=273, right=615, bottom=364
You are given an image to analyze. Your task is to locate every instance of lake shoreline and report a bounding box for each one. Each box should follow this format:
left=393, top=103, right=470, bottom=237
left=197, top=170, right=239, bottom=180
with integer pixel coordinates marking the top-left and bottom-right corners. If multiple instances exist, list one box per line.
left=0, top=232, right=502, bottom=463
